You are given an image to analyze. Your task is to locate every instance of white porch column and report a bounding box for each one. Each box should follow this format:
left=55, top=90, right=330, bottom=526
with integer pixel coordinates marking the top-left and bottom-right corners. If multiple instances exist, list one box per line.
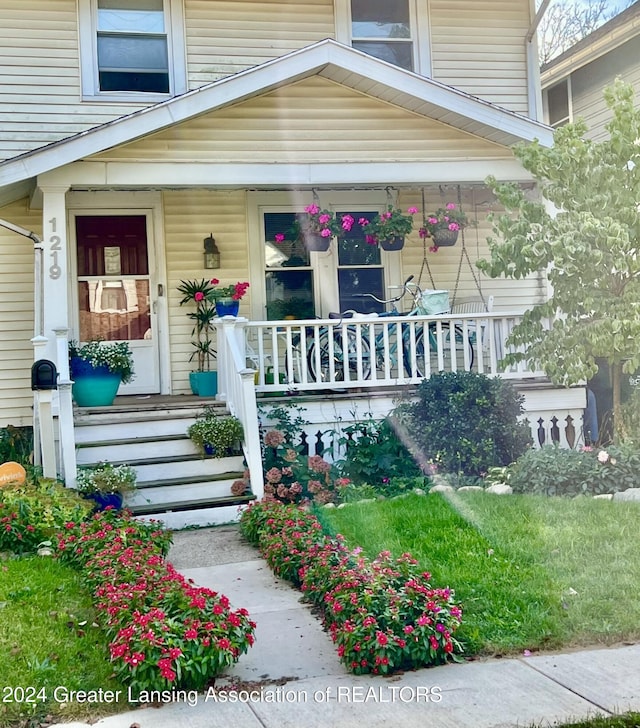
left=39, top=184, right=73, bottom=483
left=39, top=184, right=72, bottom=359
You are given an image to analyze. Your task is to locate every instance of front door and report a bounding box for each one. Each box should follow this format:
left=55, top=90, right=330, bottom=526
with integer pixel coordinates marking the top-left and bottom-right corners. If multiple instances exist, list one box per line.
left=74, top=214, right=160, bottom=395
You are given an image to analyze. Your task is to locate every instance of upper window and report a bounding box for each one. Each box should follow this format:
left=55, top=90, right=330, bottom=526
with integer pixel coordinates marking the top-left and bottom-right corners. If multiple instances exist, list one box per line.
left=336, top=0, right=430, bottom=76
left=351, top=0, right=413, bottom=71
left=79, top=0, right=186, bottom=99
left=546, top=79, right=571, bottom=128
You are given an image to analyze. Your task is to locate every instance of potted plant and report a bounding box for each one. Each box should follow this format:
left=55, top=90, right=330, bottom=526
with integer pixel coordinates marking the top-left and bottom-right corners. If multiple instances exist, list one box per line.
left=187, top=408, right=244, bottom=457
left=420, top=202, right=470, bottom=248
left=274, top=205, right=356, bottom=252
left=360, top=205, right=418, bottom=250
left=76, top=461, right=137, bottom=511
left=208, top=279, right=250, bottom=317
left=177, top=278, right=218, bottom=396
left=69, top=340, right=135, bottom=407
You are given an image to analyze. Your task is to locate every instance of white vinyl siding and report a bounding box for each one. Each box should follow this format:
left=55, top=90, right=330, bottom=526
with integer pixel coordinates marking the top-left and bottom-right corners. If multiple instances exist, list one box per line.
left=163, top=189, right=250, bottom=394
left=429, top=0, right=531, bottom=115
left=568, top=36, right=640, bottom=141
left=92, top=77, right=512, bottom=164
left=185, top=0, right=335, bottom=87
left=0, top=199, right=39, bottom=427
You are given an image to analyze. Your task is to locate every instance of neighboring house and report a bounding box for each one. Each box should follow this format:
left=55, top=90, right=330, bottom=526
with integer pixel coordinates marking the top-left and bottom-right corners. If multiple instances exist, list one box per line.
left=541, top=0, right=640, bottom=137
left=0, top=0, right=585, bottom=526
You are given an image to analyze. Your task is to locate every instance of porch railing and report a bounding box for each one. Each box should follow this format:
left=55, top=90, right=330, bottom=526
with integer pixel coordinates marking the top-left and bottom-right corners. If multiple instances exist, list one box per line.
left=234, top=311, right=546, bottom=394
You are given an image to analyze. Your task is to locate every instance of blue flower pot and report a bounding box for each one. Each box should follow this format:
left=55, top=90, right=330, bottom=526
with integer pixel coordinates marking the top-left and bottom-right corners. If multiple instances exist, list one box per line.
left=84, top=491, right=124, bottom=511
left=215, top=299, right=240, bottom=317
left=190, top=371, right=218, bottom=397
left=70, top=357, right=122, bottom=407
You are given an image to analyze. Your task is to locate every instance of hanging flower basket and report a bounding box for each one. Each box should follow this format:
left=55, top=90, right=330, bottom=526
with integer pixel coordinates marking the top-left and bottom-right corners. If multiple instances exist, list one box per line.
left=302, top=228, right=331, bottom=252
left=432, top=228, right=459, bottom=247
left=378, top=236, right=405, bottom=251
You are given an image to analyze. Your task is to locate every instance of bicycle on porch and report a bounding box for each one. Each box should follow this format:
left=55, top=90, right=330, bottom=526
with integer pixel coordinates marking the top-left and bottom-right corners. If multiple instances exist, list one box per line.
left=293, top=276, right=475, bottom=386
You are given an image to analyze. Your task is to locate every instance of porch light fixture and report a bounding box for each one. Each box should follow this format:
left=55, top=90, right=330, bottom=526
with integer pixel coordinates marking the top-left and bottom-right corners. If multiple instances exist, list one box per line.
left=203, top=233, right=221, bottom=269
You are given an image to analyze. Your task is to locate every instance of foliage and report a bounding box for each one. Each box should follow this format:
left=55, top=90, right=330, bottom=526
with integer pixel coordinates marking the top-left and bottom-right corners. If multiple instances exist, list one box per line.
left=360, top=205, right=418, bottom=244
left=258, top=402, right=308, bottom=445
left=0, top=478, right=92, bottom=554
left=323, top=492, right=640, bottom=654
left=261, top=428, right=349, bottom=504
left=177, top=278, right=217, bottom=371
left=57, top=509, right=255, bottom=692
left=497, top=443, right=640, bottom=497
left=419, top=201, right=470, bottom=237
left=335, top=416, right=424, bottom=486
left=0, top=425, right=33, bottom=466
left=240, top=501, right=463, bottom=674
left=274, top=204, right=356, bottom=243
left=187, top=409, right=244, bottom=457
left=208, top=278, right=250, bottom=302
left=477, top=80, right=640, bottom=437
left=69, top=340, right=134, bottom=384
left=399, top=371, right=531, bottom=477
left=76, top=461, right=137, bottom=495
left=0, top=556, right=124, bottom=728
left=548, top=714, right=640, bottom=728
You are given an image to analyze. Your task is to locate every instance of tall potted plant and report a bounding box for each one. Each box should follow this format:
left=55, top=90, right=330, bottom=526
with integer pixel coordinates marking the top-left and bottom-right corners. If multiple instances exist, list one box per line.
left=69, top=340, right=134, bottom=407
left=359, top=206, right=418, bottom=250
left=177, top=278, right=218, bottom=397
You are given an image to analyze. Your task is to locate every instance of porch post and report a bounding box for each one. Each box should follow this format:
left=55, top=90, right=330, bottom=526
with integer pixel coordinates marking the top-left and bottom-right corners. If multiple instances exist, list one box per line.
left=39, top=184, right=73, bottom=482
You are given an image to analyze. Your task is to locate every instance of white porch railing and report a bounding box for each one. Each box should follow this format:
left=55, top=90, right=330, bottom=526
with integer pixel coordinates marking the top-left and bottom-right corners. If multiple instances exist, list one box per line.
left=215, top=318, right=264, bottom=499
left=234, top=311, right=546, bottom=394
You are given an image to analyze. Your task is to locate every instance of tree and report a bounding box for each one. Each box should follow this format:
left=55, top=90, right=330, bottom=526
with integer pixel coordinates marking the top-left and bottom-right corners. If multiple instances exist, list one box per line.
left=538, top=0, right=634, bottom=65
left=477, top=80, right=640, bottom=440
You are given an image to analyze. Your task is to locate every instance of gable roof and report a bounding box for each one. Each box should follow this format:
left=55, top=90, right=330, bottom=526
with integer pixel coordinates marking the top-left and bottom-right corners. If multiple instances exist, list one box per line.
left=0, top=39, right=552, bottom=190
left=541, top=1, right=640, bottom=87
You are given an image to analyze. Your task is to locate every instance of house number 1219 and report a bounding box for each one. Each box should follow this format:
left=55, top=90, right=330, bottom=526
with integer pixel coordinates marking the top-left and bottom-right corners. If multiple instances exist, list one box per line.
left=48, top=217, right=61, bottom=280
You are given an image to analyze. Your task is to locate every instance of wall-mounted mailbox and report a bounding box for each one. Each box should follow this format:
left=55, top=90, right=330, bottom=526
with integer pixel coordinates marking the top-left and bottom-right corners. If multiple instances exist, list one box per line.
left=31, top=359, right=58, bottom=390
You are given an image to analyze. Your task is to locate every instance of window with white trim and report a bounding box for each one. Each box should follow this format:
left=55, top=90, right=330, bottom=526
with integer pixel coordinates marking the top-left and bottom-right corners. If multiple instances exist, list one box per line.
left=79, top=0, right=186, bottom=99
left=335, top=0, right=431, bottom=76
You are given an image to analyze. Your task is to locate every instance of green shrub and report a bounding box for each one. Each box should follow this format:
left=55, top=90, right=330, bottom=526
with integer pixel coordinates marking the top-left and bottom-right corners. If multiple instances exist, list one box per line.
left=0, top=425, right=33, bottom=467
left=503, top=443, right=640, bottom=496
left=0, top=478, right=92, bottom=554
left=336, top=417, right=423, bottom=486
left=400, top=371, right=532, bottom=476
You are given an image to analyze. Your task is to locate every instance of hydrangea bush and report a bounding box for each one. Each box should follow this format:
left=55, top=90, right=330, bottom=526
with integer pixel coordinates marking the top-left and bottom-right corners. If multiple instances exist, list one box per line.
left=240, top=501, right=463, bottom=675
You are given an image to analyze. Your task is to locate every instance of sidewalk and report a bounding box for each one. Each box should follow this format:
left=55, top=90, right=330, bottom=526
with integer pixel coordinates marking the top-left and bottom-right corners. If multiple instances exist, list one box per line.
left=53, top=525, right=640, bottom=728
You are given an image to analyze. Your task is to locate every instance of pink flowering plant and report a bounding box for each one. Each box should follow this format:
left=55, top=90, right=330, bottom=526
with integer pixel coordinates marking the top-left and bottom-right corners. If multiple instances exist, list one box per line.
left=420, top=203, right=469, bottom=237
left=261, top=428, right=350, bottom=505
left=360, top=205, right=418, bottom=245
left=57, top=509, right=256, bottom=692
left=240, top=501, right=463, bottom=675
left=274, top=204, right=356, bottom=244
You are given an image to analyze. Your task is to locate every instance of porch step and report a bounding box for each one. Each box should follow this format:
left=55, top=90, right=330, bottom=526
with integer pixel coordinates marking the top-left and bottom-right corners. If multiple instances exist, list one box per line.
left=74, top=401, right=253, bottom=528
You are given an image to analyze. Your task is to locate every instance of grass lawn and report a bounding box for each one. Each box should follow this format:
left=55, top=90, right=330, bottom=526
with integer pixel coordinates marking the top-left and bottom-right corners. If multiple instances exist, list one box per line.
left=0, top=555, right=125, bottom=728
left=549, top=715, right=640, bottom=728
left=319, top=493, right=640, bottom=657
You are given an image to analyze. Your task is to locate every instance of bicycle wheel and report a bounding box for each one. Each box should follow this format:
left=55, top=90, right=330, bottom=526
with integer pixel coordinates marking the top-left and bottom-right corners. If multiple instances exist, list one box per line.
left=410, top=322, right=474, bottom=377
left=307, top=326, right=371, bottom=386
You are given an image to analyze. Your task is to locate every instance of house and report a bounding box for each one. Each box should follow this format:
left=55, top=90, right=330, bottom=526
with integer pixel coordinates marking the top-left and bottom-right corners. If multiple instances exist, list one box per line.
left=541, top=0, right=640, bottom=137
left=0, top=0, right=586, bottom=527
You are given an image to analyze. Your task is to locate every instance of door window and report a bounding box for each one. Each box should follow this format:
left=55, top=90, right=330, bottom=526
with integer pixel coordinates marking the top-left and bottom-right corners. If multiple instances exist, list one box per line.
left=75, top=215, right=152, bottom=342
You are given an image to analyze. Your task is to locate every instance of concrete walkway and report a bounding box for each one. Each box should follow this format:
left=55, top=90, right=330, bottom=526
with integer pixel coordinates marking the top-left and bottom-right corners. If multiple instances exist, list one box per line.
left=53, top=525, right=640, bottom=728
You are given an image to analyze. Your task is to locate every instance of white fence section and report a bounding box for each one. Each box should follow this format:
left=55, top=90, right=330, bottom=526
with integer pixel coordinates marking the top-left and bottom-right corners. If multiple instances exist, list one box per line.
left=237, top=311, right=546, bottom=394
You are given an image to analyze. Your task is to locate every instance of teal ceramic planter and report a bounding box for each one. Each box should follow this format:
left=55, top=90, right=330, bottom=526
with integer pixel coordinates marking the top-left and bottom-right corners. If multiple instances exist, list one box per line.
left=190, top=371, right=218, bottom=397
left=71, top=360, right=122, bottom=407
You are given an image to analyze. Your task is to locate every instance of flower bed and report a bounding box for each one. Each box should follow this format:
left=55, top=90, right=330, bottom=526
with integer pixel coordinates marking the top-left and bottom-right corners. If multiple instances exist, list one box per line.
left=240, top=501, right=462, bottom=675
left=57, top=509, right=256, bottom=692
